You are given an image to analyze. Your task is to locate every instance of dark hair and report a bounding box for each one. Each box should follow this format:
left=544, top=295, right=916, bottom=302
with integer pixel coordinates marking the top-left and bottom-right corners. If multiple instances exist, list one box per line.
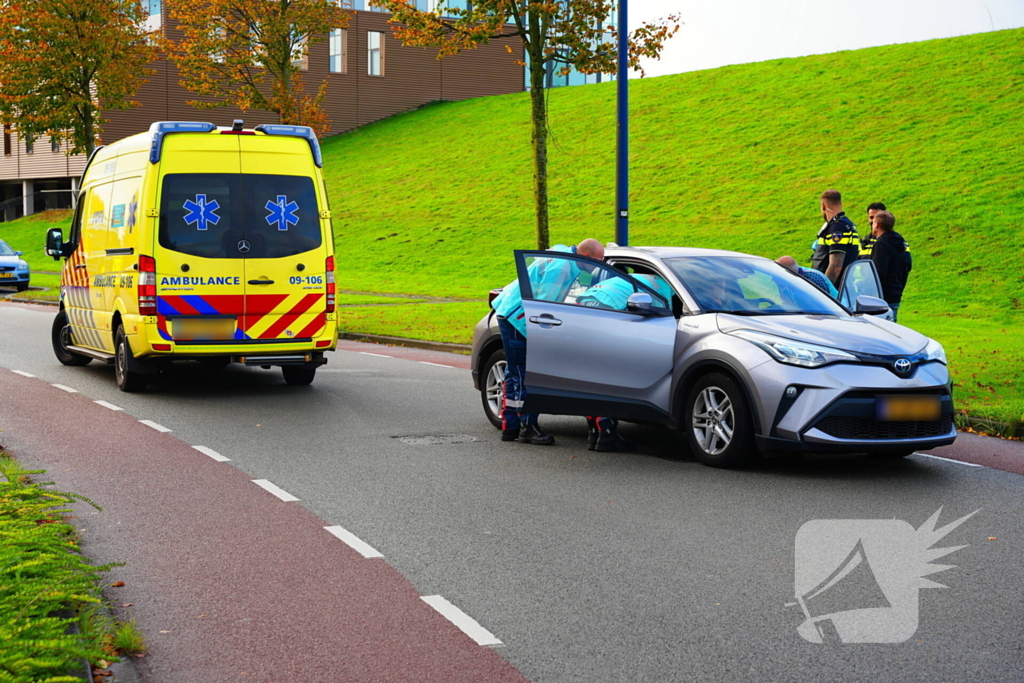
left=820, top=189, right=842, bottom=204
left=867, top=202, right=886, bottom=212
left=874, top=210, right=896, bottom=231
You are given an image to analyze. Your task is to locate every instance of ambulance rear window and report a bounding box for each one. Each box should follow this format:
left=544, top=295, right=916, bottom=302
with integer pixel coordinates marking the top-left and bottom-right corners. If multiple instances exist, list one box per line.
left=160, top=173, right=322, bottom=259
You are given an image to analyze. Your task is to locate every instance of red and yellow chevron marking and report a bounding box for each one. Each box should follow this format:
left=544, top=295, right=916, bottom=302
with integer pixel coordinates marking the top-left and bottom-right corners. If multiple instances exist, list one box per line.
left=60, top=250, right=106, bottom=350
left=244, top=292, right=325, bottom=340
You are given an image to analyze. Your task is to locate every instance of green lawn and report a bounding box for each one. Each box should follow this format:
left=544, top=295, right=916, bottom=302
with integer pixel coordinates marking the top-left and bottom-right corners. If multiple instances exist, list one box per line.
left=3, top=28, right=1021, bottom=429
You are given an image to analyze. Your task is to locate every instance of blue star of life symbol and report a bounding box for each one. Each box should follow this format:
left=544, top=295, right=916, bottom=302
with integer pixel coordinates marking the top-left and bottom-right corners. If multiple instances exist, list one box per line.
left=265, top=195, right=300, bottom=231
left=182, top=194, right=221, bottom=231
left=127, top=193, right=138, bottom=233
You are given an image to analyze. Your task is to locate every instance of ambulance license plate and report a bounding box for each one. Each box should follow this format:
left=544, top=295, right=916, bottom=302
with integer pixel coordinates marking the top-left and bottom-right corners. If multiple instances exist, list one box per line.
left=171, top=317, right=236, bottom=341
left=875, top=395, right=941, bottom=421
left=0, top=273, right=14, bottom=278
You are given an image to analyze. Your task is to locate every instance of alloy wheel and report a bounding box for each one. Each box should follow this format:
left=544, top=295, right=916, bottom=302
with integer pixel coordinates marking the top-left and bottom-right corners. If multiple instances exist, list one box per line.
left=485, top=359, right=507, bottom=420
left=691, top=386, right=735, bottom=456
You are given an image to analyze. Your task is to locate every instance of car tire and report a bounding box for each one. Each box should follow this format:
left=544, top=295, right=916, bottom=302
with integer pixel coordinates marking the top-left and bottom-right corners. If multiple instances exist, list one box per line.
left=683, top=372, right=757, bottom=468
left=114, top=325, right=147, bottom=392
left=51, top=310, right=92, bottom=366
left=480, top=347, right=507, bottom=429
left=282, top=365, right=316, bottom=386
left=16, top=282, right=28, bottom=292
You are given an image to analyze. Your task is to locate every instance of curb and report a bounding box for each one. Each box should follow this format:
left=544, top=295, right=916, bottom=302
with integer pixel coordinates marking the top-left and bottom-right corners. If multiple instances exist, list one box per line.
left=339, top=331, right=471, bottom=354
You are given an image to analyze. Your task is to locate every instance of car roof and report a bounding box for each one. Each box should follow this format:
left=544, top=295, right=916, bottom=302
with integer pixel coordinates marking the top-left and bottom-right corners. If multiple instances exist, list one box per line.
left=605, top=246, right=769, bottom=260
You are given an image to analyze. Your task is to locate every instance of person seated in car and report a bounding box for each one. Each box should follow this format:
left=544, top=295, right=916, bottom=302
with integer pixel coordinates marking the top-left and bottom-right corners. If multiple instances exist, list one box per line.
left=776, top=255, right=839, bottom=299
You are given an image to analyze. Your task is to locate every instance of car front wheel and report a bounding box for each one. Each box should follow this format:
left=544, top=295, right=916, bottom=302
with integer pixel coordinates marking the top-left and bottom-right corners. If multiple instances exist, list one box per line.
left=480, top=348, right=506, bottom=429
left=282, top=365, right=316, bottom=386
left=51, top=310, right=92, bottom=366
left=684, top=372, right=756, bottom=468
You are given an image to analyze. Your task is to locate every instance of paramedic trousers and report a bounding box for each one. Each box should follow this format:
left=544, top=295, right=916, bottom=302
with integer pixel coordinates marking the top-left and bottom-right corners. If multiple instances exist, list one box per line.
left=497, top=316, right=538, bottom=430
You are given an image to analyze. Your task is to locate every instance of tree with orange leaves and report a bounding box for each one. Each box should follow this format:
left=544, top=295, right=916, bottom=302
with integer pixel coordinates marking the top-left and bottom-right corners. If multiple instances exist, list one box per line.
left=167, top=0, right=349, bottom=136
left=377, top=0, right=679, bottom=249
left=0, top=0, right=157, bottom=156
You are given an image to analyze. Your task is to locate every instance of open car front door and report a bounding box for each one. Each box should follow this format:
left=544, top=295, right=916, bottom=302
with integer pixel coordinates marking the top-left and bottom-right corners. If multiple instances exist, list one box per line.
left=514, top=250, right=678, bottom=422
left=838, top=259, right=894, bottom=321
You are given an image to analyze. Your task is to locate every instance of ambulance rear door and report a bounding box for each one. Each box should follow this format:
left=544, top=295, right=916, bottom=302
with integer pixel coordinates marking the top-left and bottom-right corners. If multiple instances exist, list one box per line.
left=236, top=135, right=329, bottom=343
left=153, top=134, right=246, bottom=345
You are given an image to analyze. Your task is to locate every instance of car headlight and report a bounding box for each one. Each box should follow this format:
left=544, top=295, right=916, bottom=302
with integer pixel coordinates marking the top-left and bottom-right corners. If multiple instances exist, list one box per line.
left=729, top=329, right=858, bottom=368
left=922, top=338, right=947, bottom=365
left=16, top=262, right=28, bottom=271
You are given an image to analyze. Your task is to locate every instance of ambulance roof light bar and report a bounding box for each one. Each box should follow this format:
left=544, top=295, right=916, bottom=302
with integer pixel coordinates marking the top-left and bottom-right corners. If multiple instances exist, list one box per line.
left=148, top=121, right=216, bottom=164
left=253, top=124, right=323, bottom=168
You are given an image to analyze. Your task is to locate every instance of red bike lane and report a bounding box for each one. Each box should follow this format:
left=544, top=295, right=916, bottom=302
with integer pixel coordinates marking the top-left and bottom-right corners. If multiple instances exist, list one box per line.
left=0, top=370, right=528, bottom=683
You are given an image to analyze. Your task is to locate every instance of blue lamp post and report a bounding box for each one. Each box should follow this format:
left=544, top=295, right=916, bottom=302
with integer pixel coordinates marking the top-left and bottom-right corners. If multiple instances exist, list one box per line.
left=615, top=0, right=628, bottom=246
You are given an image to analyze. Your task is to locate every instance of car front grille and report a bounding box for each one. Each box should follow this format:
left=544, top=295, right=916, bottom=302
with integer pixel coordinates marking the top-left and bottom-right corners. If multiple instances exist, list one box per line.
left=814, top=414, right=954, bottom=440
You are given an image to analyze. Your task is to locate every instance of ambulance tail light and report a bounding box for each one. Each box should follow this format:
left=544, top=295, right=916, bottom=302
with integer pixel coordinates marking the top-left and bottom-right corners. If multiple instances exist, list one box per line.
left=325, top=256, right=336, bottom=313
left=139, top=255, right=157, bottom=316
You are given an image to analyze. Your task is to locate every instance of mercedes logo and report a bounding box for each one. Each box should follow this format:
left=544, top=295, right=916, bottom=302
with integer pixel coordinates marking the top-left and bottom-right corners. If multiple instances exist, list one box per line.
left=237, top=240, right=251, bottom=254
left=894, top=358, right=913, bottom=374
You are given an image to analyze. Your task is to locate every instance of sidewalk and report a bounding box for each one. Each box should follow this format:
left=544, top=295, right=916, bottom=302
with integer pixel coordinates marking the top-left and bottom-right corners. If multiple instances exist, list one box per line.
left=0, top=370, right=528, bottom=683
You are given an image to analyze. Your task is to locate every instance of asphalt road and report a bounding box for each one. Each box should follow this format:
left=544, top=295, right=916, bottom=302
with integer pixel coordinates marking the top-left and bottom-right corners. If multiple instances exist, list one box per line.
left=2, top=302, right=1022, bottom=682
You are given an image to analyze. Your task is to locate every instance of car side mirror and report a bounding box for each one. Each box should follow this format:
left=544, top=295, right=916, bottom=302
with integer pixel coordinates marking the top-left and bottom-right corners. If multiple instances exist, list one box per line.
left=14, top=250, right=22, bottom=256
left=45, top=228, right=65, bottom=260
left=855, top=295, right=890, bottom=316
left=626, top=292, right=654, bottom=314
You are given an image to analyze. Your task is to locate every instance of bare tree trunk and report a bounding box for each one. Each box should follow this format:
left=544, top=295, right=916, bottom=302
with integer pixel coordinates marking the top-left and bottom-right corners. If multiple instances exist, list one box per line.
left=83, top=107, right=95, bottom=157
left=527, top=19, right=549, bottom=250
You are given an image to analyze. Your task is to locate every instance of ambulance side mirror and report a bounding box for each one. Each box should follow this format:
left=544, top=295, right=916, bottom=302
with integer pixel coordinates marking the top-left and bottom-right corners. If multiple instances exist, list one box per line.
left=45, top=228, right=66, bottom=260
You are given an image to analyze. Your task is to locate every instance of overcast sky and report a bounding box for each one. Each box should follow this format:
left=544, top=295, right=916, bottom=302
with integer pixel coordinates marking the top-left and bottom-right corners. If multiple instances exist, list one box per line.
left=632, top=0, right=1024, bottom=77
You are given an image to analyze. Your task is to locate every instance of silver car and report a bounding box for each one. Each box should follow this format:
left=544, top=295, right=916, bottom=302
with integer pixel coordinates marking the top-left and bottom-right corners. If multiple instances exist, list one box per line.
left=470, top=247, right=955, bottom=468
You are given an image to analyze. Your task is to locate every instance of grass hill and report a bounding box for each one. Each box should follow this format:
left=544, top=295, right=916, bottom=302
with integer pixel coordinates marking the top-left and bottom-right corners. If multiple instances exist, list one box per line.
left=2, top=28, right=1021, bottom=428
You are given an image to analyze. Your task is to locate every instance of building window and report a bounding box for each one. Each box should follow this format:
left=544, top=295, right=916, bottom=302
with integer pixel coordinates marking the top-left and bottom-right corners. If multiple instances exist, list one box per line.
left=3, top=126, right=10, bottom=156
left=292, top=33, right=309, bottom=70
left=368, top=31, right=384, bottom=76
left=51, top=137, right=60, bottom=153
left=143, top=0, right=162, bottom=30
left=25, top=139, right=33, bottom=155
left=329, top=29, right=347, bottom=73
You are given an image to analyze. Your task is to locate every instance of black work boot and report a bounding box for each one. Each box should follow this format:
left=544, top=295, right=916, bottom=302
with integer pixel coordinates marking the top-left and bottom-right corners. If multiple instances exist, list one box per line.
left=595, top=431, right=634, bottom=452
left=586, top=417, right=599, bottom=451
left=502, top=428, right=520, bottom=442
left=519, top=424, right=555, bottom=445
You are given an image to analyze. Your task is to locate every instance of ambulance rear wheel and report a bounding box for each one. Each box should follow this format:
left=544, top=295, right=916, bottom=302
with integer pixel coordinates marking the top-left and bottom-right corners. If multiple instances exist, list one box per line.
left=282, top=365, right=316, bottom=386
left=52, top=310, right=92, bottom=366
left=115, top=326, right=147, bottom=392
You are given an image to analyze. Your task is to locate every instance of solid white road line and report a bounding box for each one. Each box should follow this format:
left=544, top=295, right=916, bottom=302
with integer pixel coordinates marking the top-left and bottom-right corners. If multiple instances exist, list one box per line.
left=139, top=420, right=172, bottom=433
left=51, top=384, right=78, bottom=393
left=252, top=479, right=299, bottom=502
left=420, top=595, right=502, bottom=647
left=324, top=525, right=384, bottom=558
left=359, top=352, right=391, bottom=358
left=419, top=361, right=456, bottom=368
left=94, top=400, right=124, bottom=411
left=11, top=370, right=35, bottom=378
left=913, top=452, right=983, bottom=468
left=193, top=446, right=231, bottom=462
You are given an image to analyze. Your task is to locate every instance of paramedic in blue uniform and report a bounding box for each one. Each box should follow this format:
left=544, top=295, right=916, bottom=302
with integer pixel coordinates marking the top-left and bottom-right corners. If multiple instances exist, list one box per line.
left=491, top=238, right=606, bottom=446
left=811, top=189, right=860, bottom=286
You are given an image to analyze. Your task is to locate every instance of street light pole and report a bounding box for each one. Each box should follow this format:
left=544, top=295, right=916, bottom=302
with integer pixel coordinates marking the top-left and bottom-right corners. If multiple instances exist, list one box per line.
left=615, top=0, right=628, bottom=246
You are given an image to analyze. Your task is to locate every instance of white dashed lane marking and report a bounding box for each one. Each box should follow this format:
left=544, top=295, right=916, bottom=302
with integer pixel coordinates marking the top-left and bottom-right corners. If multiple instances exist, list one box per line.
left=913, top=452, right=983, bottom=468
left=139, top=420, right=172, bottom=433
left=419, top=361, right=457, bottom=369
left=324, top=525, right=384, bottom=559
left=359, top=352, right=391, bottom=358
left=193, top=446, right=231, bottom=462
left=11, top=370, right=35, bottom=378
left=421, top=595, right=502, bottom=647
left=252, top=479, right=299, bottom=502
left=51, top=384, right=78, bottom=393
left=94, top=400, right=124, bottom=411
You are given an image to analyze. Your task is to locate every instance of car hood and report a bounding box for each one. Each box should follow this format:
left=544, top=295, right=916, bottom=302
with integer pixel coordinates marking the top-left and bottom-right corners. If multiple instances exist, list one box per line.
left=0, top=255, right=27, bottom=268
left=716, top=313, right=929, bottom=356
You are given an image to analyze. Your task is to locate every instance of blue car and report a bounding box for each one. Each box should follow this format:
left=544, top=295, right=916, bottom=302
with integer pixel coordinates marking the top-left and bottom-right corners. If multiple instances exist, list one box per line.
left=0, top=239, right=30, bottom=292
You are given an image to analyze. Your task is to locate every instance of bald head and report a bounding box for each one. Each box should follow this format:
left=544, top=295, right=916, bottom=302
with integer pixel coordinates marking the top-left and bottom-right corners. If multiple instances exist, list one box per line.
left=576, top=238, right=605, bottom=261
left=776, top=256, right=799, bottom=273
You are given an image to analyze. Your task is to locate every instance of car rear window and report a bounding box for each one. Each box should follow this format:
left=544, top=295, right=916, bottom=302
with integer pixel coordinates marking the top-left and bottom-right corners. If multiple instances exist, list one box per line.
left=160, top=173, right=322, bottom=259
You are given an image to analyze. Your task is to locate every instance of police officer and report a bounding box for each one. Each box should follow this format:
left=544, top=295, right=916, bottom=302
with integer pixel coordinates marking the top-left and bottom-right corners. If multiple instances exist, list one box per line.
left=491, top=238, right=606, bottom=446
left=811, top=189, right=860, bottom=286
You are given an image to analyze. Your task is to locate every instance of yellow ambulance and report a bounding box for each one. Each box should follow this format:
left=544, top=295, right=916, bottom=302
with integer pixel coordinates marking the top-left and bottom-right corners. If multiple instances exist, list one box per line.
left=45, top=120, right=338, bottom=391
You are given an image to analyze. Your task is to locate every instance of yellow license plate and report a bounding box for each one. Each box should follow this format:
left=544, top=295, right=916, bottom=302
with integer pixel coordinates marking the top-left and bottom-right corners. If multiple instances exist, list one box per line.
left=0, top=273, right=14, bottom=278
left=171, top=318, right=236, bottom=341
left=876, top=395, right=941, bottom=421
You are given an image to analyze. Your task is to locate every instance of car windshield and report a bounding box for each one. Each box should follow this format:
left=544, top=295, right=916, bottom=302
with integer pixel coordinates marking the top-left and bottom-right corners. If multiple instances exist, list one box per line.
left=0, top=241, right=15, bottom=257
left=664, top=256, right=848, bottom=316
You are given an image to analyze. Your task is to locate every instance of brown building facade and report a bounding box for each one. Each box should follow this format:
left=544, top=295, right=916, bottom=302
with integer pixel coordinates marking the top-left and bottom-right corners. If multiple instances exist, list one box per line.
left=0, top=3, right=524, bottom=222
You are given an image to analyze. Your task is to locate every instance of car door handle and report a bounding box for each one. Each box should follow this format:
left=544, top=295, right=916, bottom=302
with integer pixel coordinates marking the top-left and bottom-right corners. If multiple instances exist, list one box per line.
left=248, top=279, right=274, bottom=285
left=74, top=264, right=87, bottom=269
left=528, top=315, right=562, bottom=326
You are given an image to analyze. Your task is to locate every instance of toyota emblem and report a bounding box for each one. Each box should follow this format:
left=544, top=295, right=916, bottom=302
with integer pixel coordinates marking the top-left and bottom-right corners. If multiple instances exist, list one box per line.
left=237, top=240, right=251, bottom=254
left=894, top=358, right=913, bottom=374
